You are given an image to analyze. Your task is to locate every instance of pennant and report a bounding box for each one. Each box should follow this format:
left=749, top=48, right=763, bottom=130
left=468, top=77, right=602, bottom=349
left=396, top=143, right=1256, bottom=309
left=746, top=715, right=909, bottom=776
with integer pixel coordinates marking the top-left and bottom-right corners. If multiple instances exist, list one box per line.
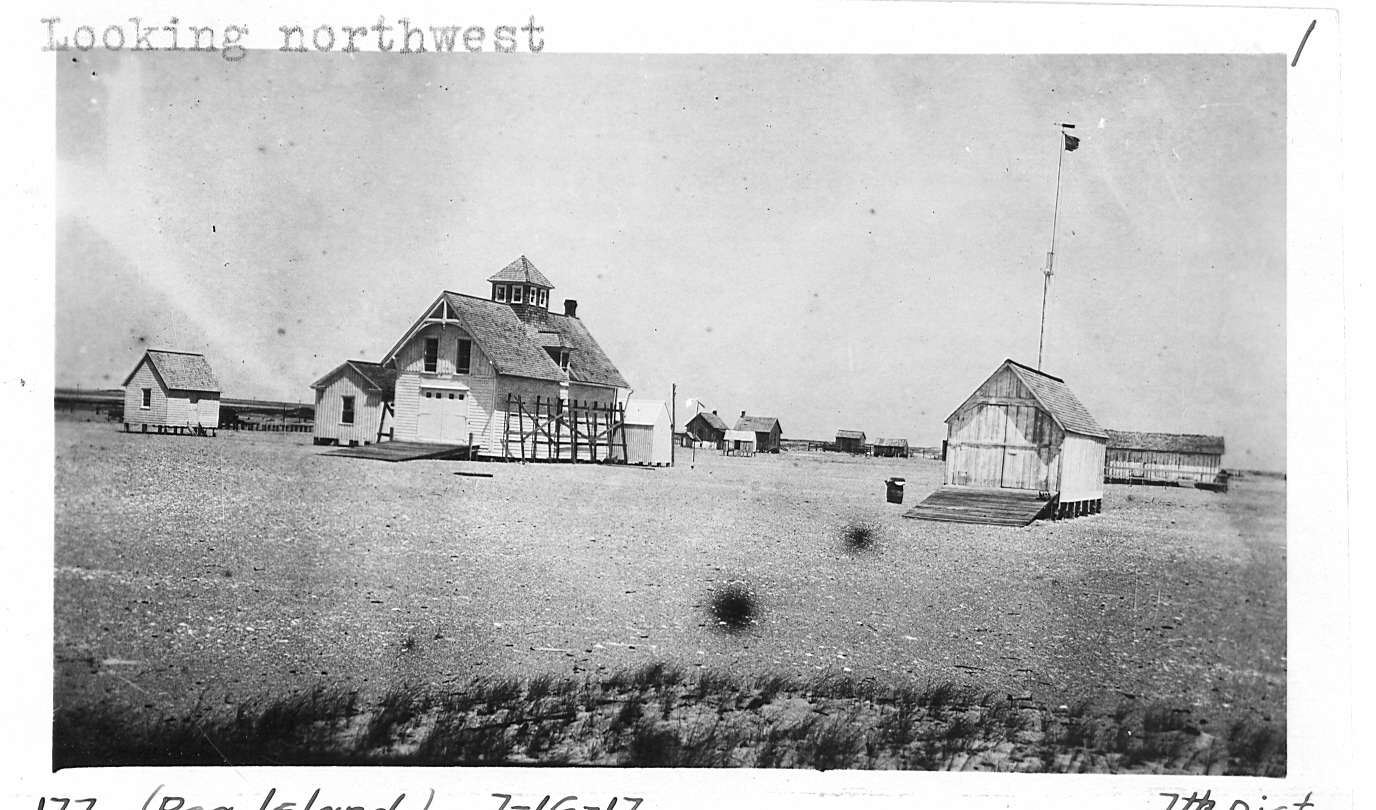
left=1063, top=132, right=1080, bottom=152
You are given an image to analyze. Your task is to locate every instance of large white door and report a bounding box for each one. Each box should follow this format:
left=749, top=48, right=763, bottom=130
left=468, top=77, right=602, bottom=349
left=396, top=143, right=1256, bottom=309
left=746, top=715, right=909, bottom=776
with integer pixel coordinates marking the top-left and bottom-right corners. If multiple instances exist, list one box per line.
left=417, top=388, right=469, bottom=444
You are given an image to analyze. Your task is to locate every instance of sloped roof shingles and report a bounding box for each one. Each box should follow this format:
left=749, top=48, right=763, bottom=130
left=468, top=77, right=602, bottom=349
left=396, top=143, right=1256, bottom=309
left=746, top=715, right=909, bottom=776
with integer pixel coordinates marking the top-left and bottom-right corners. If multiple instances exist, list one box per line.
left=509, top=305, right=630, bottom=389
left=836, top=430, right=866, bottom=440
left=736, top=415, right=780, bottom=434
left=487, top=256, right=555, bottom=288
left=444, top=293, right=566, bottom=382
left=687, top=412, right=729, bottom=431
left=1107, top=430, right=1224, bottom=455
left=128, top=350, right=220, bottom=392
left=1006, top=361, right=1107, bottom=439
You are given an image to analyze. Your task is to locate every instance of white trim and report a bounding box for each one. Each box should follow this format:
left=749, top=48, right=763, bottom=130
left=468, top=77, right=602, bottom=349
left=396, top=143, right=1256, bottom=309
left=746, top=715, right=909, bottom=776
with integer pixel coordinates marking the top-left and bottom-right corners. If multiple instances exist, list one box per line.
left=417, top=379, right=472, bottom=391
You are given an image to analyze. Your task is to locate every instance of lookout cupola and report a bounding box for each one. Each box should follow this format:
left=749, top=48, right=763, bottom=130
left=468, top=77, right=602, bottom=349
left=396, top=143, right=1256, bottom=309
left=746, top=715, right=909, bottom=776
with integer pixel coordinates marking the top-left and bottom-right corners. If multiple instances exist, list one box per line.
left=489, top=255, right=554, bottom=311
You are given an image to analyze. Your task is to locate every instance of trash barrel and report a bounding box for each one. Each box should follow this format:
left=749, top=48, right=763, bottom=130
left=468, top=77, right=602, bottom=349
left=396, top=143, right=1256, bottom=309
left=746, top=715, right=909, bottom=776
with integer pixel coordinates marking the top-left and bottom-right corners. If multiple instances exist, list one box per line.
left=885, top=477, right=905, bottom=504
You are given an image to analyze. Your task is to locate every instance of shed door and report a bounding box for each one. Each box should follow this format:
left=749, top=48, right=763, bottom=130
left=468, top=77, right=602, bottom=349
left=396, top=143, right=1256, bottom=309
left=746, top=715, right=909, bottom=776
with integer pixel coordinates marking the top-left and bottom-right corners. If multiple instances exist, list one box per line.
left=187, top=397, right=199, bottom=426
left=417, top=388, right=469, bottom=444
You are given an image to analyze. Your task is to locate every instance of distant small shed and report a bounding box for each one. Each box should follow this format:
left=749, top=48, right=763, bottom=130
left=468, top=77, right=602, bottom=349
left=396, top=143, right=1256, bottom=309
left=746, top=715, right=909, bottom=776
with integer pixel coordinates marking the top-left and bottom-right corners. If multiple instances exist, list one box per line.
left=836, top=429, right=867, bottom=454
left=617, top=400, right=673, bottom=466
left=684, top=411, right=729, bottom=448
left=311, top=360, right=397, bottom=446
left=121, top=349, right=221, bottom=434
left=735, top=413, right=782, bottom=453
left=1105, top=430, right=1225, bottom=487
left=873, top=437, right=909, bottom=458
left=723, top=429, right=757, bottom=456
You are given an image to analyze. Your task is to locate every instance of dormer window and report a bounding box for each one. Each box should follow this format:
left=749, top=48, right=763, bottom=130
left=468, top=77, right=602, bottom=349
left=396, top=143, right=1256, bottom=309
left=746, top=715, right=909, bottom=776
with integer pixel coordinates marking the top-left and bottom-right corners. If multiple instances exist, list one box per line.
left=559, top=350, right=570, bottom=372
left=511, top=286, right=524, bottom=304
left=539, top=289, right=549, bottom=307
left=494, top=285, right=507, bottom=303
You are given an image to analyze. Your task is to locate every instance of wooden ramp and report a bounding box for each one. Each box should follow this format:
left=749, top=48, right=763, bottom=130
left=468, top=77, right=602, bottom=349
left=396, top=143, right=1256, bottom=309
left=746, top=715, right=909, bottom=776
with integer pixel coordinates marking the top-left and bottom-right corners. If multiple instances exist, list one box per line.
left=902, top=487, right=1052, bottom=527
left=323, top=441, right=471, bottom=463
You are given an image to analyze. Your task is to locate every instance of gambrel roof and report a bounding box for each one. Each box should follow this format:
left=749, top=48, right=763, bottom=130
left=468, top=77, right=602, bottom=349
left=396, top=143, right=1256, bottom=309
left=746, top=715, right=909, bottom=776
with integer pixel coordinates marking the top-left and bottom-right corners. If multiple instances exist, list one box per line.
left=1107, top=430, right=1224, bottom=456
left=487, top=255, right=554, bottom=288
left=736, top=415, right=781, bottom=434
left=122, top=350, right=220, bottom=392
left=311, top=360, right=397, bottom=400
left=947, top=359, right=1107, bottom=439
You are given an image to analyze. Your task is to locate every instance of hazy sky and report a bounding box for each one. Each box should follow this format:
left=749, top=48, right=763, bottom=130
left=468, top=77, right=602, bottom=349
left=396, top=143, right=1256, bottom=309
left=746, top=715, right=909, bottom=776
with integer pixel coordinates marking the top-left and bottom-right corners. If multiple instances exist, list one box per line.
left=56, top=52, right=1286, bottom=470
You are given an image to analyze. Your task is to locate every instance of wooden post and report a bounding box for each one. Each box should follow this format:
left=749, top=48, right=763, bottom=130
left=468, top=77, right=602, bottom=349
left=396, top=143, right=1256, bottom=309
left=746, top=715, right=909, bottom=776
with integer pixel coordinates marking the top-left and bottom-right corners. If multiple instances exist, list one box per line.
left=587, top=405, right=597, bottom=462
left=503, top=393, right=512, bottom=460
left=670, top=383, right=676, bottom=467
left=619, top=401, right=629, bottom=464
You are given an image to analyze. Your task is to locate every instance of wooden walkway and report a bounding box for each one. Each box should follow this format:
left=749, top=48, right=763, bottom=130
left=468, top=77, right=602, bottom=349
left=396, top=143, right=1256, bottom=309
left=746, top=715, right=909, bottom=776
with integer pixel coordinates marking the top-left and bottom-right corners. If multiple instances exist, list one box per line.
left=902, top=487, right=1053, bottom=527
left=323, top=441, right=472, bottom=463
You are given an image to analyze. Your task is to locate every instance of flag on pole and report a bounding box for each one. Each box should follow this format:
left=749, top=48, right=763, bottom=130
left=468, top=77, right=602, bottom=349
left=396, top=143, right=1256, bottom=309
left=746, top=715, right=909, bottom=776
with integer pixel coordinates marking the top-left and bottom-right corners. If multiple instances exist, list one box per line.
left=1061, top=122, right=1079, bottom=151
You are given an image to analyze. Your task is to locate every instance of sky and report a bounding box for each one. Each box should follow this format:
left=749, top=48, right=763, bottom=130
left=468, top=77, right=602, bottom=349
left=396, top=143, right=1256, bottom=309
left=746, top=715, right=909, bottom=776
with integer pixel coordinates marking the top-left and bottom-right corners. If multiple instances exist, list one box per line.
left=55, top=52, right=1286, bottom=470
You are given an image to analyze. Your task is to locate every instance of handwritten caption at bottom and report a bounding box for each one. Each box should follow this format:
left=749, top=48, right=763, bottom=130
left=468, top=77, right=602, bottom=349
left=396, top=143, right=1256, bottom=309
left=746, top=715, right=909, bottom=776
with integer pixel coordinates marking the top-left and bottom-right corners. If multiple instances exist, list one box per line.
left=1160, top=790, right=1314, bottom=810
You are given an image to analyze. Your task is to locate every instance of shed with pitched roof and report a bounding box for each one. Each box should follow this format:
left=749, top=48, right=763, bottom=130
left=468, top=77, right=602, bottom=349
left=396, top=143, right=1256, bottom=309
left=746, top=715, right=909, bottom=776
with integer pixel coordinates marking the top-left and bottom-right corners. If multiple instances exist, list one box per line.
left=310, top=360, right=398, bottom=447
left=943, top=359, right=1107, bottom=515
left=873, top=437, right=909, bottom=458
left=121, top=349, right=222, bottom=433
left=684, top=411, right=729, bottom=448
left=735, top=414, right=782, bottom=453
left=615, top=400, right=673, bottom=466
left=835, top=429, right=867, bottom=454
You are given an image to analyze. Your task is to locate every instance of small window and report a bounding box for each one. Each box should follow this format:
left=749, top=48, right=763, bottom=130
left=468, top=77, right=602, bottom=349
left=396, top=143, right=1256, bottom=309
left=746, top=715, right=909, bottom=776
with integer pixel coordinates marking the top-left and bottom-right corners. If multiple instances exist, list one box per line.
left=189, top=395, right=199, bottom=404
left=141, top=388, right=151, bottom=408
left=448, top=393, right=455, bottom=400
left=540, top=290, right=549, bottom=307
left=456, top=338, right=472, bottom=374
left=559, top=351, right=570, bottom=372
left=423, top=337, right=439, bottom=373
left=494, top=285, right=507, bottom=302
left=511, top=286, right=523, bottom=304
left=341, top=396, right=355, bottom=424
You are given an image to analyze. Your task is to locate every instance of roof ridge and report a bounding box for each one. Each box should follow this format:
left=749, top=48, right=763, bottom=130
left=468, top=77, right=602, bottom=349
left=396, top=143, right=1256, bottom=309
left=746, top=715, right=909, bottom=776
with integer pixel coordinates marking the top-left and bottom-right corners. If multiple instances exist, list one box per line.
left=1005, top=357, right=1064, bottom=383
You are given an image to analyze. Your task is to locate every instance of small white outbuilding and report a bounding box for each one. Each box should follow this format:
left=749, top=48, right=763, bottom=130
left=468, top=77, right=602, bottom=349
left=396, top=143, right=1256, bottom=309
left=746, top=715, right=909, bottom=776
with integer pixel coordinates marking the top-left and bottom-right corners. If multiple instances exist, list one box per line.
left=617, top=400, right=672, bottom=466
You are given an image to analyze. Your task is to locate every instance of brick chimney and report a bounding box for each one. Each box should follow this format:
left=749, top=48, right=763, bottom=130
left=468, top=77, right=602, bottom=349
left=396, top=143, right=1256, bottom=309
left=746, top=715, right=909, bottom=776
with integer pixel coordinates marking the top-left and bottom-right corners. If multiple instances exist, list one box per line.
left=741, top=410, right=746, bottom=418
left=563, top=299, right=578, bottom=318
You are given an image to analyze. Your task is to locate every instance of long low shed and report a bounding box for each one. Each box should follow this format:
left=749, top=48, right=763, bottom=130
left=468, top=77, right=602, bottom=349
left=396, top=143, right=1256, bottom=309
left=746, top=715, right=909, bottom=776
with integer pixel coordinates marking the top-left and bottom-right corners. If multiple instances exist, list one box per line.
left=1105, top=430, right=1225, bottom=486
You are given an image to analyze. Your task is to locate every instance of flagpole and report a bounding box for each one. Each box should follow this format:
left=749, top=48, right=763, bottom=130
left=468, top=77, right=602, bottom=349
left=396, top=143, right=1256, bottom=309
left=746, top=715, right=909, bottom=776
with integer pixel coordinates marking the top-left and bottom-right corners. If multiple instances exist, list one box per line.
left=1038, top=128, right=1069, bottom=371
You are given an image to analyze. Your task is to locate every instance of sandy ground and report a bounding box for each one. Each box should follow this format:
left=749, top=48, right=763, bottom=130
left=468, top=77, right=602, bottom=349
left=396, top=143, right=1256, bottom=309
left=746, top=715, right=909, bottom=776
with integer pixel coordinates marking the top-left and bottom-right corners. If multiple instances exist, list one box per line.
left=53, top=420, right=1284, bottom=732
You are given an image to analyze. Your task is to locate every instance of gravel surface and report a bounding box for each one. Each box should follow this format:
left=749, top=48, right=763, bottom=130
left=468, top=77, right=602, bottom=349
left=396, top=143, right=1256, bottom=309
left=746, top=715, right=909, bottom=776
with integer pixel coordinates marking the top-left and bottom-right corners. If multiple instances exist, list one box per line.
left=54, top=420, right=1285, bottom=734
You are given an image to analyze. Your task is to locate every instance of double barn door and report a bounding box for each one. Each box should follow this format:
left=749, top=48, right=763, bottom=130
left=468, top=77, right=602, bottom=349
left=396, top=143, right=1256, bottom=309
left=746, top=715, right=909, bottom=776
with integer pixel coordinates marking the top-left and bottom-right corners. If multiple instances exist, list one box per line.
left=949, top=403, right=1057, bottom=492
left=417, top=386, right=469, bottom=444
